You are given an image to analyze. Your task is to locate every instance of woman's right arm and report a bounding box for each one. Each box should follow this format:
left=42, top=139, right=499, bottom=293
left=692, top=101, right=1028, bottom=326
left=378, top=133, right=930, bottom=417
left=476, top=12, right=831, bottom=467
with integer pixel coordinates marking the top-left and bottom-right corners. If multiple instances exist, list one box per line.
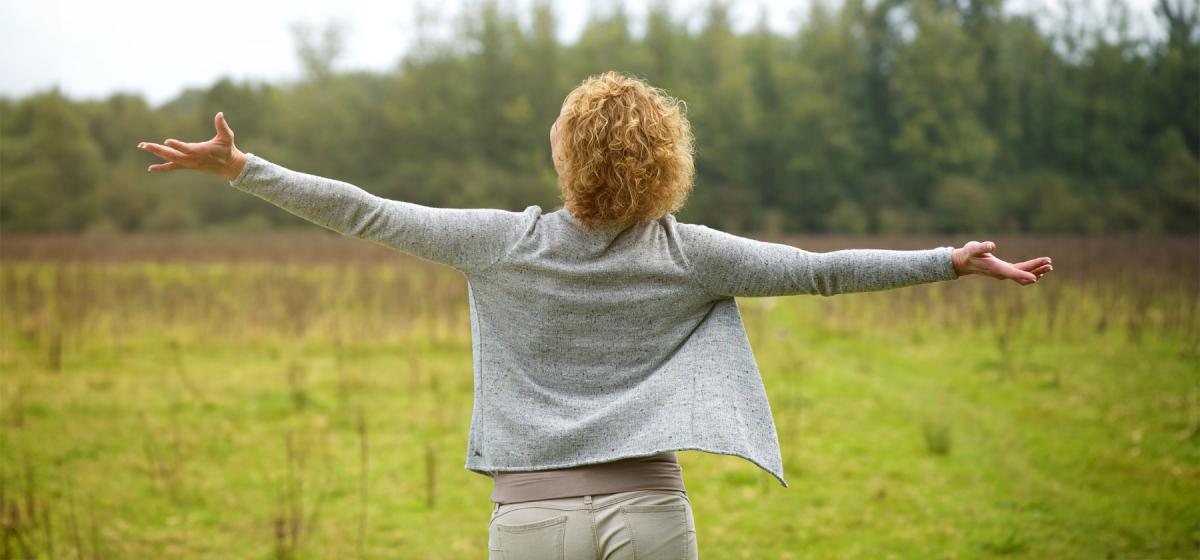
left=675, top=222, right=1051, bottom=298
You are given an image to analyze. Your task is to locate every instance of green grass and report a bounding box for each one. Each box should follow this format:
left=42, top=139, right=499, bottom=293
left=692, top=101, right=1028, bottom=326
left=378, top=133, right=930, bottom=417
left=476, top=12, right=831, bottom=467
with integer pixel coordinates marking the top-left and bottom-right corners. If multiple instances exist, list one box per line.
left=1, top=254, right=1198, bottom=559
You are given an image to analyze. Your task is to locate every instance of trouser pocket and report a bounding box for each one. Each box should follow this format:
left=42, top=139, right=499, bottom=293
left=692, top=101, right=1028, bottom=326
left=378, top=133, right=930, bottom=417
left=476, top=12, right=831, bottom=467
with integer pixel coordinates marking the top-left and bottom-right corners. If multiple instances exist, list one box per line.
left=490, top=512, right=568, bottom=560
left=619, top=501, right=692, bottom=560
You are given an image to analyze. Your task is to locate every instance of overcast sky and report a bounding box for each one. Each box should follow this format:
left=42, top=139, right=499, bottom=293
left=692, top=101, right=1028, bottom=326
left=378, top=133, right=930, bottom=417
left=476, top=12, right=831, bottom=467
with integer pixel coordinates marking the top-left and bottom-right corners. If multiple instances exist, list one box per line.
left=0, top=0, right=1162, bottom=108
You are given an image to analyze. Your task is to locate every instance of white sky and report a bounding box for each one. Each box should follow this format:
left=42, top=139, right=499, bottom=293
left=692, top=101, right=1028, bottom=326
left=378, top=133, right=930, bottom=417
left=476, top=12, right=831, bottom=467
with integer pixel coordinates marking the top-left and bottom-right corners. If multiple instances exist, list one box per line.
left=0, top=0, right=1163, bottom=108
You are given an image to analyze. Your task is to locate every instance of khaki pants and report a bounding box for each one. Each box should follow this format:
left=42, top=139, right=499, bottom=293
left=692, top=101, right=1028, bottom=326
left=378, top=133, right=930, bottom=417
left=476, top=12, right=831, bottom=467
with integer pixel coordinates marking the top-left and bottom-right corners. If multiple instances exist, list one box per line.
left=488, top=489, right=699, bottom=559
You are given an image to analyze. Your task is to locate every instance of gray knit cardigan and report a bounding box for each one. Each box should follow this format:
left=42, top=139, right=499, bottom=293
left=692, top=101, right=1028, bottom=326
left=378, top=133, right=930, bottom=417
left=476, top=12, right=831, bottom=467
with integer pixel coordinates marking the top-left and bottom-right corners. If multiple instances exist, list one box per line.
left=230, top=153, right=961, bottom=487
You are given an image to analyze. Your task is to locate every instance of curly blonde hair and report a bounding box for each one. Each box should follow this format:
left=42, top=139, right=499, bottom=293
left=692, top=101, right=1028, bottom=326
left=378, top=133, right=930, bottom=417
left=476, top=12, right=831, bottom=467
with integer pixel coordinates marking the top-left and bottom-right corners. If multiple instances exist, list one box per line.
left=554, top=71, right=695, bottom=229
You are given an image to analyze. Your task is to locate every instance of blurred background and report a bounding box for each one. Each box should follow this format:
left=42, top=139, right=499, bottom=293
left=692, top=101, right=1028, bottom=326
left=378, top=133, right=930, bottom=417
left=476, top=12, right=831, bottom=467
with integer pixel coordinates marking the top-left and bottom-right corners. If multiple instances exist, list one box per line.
left=1, top=0, right=1198, bottom=559
left=1, top=0, right=1196, bottom=234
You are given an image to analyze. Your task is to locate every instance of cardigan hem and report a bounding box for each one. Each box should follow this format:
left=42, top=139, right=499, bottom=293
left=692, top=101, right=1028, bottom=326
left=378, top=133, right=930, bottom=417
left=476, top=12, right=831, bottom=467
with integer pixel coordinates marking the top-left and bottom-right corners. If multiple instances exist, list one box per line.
left=465, top=445, right=789, bottom=489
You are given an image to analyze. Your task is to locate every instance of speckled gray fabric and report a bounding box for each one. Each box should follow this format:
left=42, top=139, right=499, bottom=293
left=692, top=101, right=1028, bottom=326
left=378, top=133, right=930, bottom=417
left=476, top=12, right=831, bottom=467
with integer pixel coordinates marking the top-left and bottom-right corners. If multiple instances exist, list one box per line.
left=230, top=153, right=961, bottom=487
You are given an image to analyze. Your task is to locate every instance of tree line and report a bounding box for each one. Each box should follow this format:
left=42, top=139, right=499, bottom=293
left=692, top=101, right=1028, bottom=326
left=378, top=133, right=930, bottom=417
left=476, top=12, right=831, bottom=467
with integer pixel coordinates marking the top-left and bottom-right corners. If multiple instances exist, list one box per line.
left=1, top=0, right=1197, bottom=235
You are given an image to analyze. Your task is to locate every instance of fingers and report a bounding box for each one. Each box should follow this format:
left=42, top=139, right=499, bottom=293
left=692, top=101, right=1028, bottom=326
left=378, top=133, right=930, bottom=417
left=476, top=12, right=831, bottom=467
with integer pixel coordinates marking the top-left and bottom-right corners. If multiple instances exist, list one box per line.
left=1009, top=257, right=1053, bottom=284
left=960, top=240, right=995, bottom=259
left=138, top=141, right=186, bottom=161
left=966, top=240, right=996, bottom=256
left=148, top=161, right=180, bottom=172
left=1031, top=263, right=1052, bottom=276
left=1012, top=268, right=1038, bottom=285
left=163, top=138, right=191, bottom=153
left=1013, top=256, right=1053, bottom=271
left=991, top=260, right=1038, bottom=285
left=215, top=112, right=235, bottom=140
left=963, top=242, right=1052, bottom=285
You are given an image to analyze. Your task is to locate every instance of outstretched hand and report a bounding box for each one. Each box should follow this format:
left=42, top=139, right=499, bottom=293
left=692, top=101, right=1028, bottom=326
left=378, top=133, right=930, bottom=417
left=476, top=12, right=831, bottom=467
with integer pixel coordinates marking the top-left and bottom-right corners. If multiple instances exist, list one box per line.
left=138, top=112, right=246, bottom=181
left=952, top=240, right=1052, bottom=285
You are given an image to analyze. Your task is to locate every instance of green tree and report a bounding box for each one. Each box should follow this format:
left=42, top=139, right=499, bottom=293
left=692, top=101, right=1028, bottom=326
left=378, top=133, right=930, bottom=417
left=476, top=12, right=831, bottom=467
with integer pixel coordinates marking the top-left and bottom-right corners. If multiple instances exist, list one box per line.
left=931, top=175, right=1000, bottom=233
left=679, top=2, right=758, bottom=232
left=890, top=0, right=997, bottom=185
left=0, top=89, right=104, bottom=231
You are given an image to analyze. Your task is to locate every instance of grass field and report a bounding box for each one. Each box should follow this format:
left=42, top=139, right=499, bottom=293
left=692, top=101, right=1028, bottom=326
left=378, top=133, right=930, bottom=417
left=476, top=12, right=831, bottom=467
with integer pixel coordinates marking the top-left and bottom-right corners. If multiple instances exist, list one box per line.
left=1, top=232, right=1197, bottom=559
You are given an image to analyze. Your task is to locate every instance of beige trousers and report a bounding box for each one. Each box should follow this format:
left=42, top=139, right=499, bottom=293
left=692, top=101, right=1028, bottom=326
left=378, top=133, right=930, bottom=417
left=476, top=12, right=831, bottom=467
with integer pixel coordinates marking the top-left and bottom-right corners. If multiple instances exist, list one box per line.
left=487, top=489, right=699, bottom=560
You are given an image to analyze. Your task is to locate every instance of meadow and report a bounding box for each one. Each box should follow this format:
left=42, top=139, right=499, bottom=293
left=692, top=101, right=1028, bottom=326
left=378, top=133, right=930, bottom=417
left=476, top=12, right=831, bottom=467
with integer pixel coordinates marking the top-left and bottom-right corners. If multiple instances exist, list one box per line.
left=1, top=232, right=1197, bottom=559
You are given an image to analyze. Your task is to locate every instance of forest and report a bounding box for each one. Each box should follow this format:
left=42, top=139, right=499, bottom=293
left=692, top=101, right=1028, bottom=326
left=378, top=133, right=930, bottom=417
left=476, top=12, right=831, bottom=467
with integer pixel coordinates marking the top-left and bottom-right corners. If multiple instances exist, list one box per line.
left=1, top=0, right=1197, bottom=235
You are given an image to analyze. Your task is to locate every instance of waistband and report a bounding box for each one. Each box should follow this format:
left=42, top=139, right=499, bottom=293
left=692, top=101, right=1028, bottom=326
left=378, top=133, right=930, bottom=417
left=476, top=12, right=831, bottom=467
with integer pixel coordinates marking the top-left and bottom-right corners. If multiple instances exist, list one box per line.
left=491, top=488, right=689, bottom=515
left=490, top=451, right=685, bottom=505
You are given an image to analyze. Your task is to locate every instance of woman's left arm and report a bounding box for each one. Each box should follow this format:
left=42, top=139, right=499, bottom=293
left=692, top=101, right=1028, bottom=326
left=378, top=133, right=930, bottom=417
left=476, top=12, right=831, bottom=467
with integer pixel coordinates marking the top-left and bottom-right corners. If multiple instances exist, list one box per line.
left=229, top=153, right=536, bottom=272
left=139, top=112, right=534, bottom=274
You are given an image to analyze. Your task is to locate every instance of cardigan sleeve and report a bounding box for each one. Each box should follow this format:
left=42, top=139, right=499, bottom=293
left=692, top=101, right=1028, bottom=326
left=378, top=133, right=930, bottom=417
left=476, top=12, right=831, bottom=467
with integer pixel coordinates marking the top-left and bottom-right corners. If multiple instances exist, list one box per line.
left=229, top=153, right=535, bottom=274
left=675, top=222, right=960, bottom=298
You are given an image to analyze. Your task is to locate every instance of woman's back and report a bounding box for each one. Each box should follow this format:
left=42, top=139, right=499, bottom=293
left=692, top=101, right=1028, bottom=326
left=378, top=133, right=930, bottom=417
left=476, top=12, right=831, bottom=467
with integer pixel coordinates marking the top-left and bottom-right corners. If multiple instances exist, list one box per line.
left=456, top=203, right=960, bottom=486
left=472, top=207, right=711, bottom=392
left=465, top=205, right=730, bottom=480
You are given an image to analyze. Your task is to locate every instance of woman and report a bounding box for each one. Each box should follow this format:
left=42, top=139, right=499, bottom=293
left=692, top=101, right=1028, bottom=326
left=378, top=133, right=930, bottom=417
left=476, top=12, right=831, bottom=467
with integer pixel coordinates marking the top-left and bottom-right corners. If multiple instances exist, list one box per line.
left=139, top=71, right=1052, bottom=559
